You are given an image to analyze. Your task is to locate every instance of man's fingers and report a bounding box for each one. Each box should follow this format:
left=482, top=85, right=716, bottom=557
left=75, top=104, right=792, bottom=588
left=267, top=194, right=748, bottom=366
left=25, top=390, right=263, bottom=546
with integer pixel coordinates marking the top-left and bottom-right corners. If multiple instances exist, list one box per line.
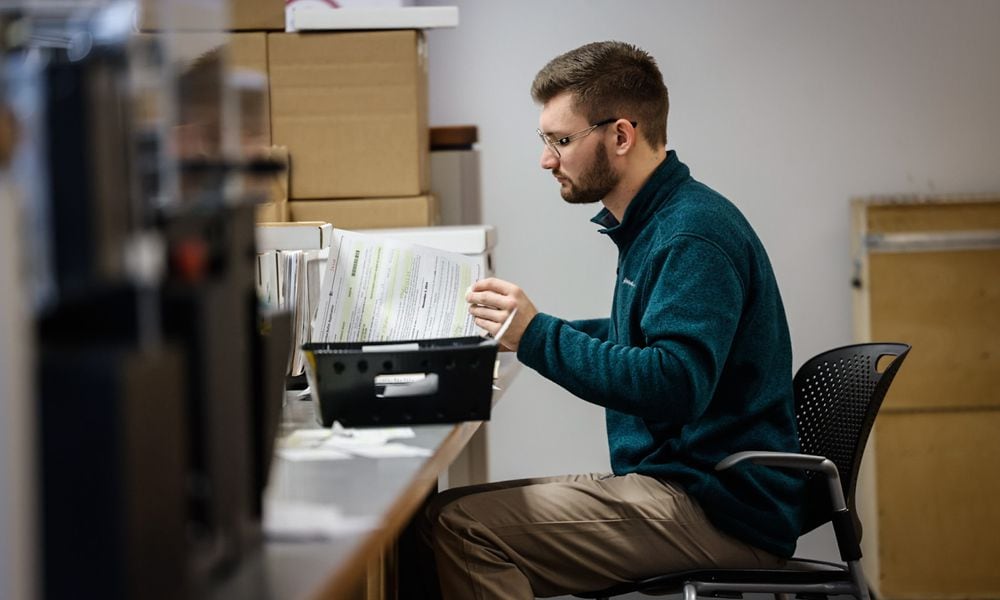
left=468, top=276, right=535, bottom=352
left=467, top=290, right=511, bottom=310
left=469, top=304, right=507, bottom=323
left=470, top=277, right=518, bottom=296
left=473, top=317, right=498, bottom=336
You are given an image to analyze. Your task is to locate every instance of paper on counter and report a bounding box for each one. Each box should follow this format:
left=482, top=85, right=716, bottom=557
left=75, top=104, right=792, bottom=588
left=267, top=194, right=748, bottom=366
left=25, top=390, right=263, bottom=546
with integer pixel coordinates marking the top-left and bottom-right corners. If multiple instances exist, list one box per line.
left=285, top=428, right=331, bottom=441
left=279, top=424, right=427, bottom=459
left=322, top=424, right=430, bottom=458
left=344, top=443, right=432, bottom=459
left=277, top=429, right=351, bottom=461
left=328, top=422, right=415, bottom=443
left=277, top=447, right=352, bottom=462
left=263, top=500, right=377, bottom=542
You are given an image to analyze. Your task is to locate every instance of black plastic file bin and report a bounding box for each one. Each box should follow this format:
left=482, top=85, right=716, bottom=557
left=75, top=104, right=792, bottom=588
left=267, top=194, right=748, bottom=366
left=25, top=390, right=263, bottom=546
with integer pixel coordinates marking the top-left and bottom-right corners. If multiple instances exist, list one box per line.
left=302, top=336, right=499, bottom=428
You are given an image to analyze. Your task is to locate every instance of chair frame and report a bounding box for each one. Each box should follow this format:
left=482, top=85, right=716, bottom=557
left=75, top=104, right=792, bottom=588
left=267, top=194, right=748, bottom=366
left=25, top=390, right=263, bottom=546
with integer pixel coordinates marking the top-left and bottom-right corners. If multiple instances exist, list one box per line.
left=577, top=342, right=911, bottom=600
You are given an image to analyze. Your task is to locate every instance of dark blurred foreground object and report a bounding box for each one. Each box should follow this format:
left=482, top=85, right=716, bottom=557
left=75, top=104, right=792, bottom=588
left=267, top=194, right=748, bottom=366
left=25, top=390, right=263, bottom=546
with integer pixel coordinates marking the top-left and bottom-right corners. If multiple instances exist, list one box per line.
left=1, top=3, right=290, bottom=598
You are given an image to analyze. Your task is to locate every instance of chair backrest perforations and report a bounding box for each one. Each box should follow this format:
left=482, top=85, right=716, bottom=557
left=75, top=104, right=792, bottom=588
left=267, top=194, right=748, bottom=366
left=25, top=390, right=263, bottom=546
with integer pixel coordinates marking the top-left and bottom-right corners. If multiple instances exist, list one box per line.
left=792, top=343, right=910, bottom=535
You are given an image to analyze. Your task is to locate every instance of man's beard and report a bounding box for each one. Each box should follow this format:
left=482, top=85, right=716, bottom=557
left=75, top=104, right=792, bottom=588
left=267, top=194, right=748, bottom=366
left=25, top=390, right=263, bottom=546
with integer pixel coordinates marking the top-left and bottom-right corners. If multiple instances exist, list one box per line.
left=558, top=143, right=620, bottom=205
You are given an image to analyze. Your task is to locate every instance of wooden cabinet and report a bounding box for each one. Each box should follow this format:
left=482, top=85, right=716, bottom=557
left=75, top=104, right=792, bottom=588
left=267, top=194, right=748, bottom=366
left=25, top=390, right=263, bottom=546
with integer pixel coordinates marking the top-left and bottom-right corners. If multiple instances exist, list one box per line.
left=851, top=196, right=1000, bottom=598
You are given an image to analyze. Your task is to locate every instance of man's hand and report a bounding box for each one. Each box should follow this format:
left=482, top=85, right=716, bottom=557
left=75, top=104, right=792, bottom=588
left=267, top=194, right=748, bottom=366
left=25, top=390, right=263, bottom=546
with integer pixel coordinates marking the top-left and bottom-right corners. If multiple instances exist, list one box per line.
left=467, top=278, right=538, bottom=351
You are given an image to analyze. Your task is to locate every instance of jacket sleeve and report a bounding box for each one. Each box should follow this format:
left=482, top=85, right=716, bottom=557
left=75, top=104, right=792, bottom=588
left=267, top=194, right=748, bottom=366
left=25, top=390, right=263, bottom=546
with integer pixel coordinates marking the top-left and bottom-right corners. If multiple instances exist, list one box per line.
left=517, top=234, right=745, bottom=424
left=566, top=318, right=611, bottom=341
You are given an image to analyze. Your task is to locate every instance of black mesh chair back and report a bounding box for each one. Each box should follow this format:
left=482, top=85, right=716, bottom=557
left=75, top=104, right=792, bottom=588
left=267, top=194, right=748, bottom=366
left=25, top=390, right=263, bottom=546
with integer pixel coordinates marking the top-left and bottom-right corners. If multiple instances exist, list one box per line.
left=794, top=342, right=910, bottom=536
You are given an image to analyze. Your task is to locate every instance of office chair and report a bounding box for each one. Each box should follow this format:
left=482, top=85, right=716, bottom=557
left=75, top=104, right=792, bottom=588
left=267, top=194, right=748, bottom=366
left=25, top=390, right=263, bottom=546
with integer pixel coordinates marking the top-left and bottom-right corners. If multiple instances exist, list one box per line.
left=576, top=342, right=911, bottom=600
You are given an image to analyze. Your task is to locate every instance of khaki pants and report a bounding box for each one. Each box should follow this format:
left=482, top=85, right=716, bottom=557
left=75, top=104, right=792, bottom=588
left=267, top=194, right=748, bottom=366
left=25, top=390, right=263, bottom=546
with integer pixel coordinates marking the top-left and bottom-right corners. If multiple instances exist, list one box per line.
left=416, top=473, right=784, bottom=600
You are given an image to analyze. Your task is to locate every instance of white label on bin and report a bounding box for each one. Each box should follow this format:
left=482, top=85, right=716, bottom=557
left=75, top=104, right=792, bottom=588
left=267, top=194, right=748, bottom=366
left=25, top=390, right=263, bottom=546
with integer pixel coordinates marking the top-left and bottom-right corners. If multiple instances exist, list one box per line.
left=362, top=342, right=420, bottom=353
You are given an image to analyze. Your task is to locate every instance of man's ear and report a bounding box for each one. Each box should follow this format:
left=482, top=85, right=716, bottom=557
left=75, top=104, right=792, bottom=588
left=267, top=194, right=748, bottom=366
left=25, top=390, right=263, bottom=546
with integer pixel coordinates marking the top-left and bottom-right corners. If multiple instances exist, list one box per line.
left=614, top=119, right=636, bottom=156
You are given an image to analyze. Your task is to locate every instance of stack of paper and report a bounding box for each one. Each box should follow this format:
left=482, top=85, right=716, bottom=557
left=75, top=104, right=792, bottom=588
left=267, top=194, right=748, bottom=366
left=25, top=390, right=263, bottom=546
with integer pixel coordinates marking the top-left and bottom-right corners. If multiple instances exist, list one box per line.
left=256, top=222, right=333, bottom=375
left=311, top=228, right=484, bottom=343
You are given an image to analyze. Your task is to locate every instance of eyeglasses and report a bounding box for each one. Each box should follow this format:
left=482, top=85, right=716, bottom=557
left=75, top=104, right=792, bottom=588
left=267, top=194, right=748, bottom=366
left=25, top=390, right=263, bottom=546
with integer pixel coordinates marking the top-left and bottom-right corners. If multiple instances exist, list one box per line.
left=536, top=118, right=638, bottom=158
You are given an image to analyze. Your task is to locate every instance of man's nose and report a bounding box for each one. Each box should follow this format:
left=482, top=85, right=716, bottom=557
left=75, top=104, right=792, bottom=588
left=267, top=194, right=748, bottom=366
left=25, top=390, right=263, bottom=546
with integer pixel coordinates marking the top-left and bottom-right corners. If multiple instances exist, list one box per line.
left=540, top=145, right=559, bottom=170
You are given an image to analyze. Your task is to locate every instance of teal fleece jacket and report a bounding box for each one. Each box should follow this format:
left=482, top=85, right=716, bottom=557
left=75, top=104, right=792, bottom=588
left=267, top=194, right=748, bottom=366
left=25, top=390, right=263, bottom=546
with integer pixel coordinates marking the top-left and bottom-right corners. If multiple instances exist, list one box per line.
left=517, top=151, right=804, bottom=558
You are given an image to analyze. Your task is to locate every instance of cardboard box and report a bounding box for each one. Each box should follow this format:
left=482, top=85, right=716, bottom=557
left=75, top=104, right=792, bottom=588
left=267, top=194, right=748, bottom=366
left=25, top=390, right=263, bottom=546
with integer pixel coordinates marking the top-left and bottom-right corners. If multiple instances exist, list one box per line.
left=255, top=202, right=284, bottom=224
left=137, top=32, right=270, bottom=147
left=251, top=146, right=289, bottom=222
left=229, top=0, right=285, bottom=30
left=227, top=32, right=271, bottom=145
left=228, top=32, right=268, bottom=75
left=289, top=195, right=438, bottom=229
left=140, top=0, right=285, bottom=31
left=268, top=30, right=429, bottom=199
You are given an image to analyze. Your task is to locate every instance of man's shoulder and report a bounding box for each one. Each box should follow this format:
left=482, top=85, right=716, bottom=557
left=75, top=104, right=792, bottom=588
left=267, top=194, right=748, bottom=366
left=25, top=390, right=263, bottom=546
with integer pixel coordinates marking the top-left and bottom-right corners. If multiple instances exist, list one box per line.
left=650, top=181, right=751, bottom=243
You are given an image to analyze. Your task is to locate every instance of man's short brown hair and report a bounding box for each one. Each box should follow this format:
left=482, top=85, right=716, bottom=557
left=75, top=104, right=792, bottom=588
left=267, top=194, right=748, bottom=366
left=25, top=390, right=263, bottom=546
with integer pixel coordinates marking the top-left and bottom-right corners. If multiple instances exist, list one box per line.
left=531, top=41, right=669, bottom=149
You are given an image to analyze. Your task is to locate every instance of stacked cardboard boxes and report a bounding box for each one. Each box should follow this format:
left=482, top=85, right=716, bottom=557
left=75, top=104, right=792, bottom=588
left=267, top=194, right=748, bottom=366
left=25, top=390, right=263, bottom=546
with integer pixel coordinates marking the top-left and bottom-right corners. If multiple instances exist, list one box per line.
left=269, top=30, right=427, bottom=198
left=224, top=30, right=289, bottom=222
left=134, top=30, right=289, bottom=221
left=268, top=29, right=437, bottom=229
left=144, top=1, right=438, bottom=229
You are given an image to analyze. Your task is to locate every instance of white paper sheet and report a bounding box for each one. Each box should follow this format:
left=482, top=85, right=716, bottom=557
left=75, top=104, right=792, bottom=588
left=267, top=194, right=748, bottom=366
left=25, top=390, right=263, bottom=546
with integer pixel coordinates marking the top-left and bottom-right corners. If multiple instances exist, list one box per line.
left=342, top=443, right=432, bottom=459
left=278, top=425, right=428, bottom=459
left=263, top=500, right=377, bottom=541
left=277, top=447, right=352, bottom=462
left=311, top=229, right=483, bottom=343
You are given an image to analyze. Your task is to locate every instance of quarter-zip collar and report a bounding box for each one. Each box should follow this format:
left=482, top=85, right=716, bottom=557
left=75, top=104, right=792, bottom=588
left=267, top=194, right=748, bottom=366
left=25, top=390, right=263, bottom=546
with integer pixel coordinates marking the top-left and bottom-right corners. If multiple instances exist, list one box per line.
left=590, top=150, right=690, bottom=249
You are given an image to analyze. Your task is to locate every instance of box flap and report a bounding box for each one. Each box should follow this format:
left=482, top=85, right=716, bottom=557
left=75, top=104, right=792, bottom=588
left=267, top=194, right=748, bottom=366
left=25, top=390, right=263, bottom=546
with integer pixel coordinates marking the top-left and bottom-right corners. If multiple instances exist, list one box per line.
left=256, top=222, right=333, bottom=251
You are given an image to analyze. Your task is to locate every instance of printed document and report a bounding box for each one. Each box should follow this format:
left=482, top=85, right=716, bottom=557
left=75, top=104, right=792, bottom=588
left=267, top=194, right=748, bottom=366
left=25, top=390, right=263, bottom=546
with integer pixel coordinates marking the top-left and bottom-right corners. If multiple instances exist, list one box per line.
left=312, top=229, right=483, bottom=342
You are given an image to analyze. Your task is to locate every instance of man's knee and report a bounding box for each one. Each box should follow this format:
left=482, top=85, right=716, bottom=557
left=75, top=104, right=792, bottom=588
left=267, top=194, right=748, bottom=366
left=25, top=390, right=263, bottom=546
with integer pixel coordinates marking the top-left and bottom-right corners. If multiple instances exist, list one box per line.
left=431, top=494, right=469, bottom=539
left=419, top=486, right=474, bottom=546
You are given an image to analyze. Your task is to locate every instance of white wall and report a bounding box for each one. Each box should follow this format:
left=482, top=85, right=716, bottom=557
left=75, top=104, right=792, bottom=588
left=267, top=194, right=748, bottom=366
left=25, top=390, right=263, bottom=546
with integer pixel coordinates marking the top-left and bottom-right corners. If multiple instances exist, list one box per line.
left=419, top=0, right=1000, bottom=567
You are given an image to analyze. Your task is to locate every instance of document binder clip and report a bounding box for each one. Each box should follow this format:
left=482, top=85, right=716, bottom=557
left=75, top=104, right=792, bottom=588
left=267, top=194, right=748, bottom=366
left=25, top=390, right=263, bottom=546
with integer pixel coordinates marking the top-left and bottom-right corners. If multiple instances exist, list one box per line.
left=302, top=336, right=499, bottom=427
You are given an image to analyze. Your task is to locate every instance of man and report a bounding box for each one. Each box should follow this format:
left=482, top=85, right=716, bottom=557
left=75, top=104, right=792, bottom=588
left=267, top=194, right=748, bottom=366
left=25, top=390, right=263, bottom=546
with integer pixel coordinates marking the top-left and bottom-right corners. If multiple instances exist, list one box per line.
left=419, top=41, right=804, bottom=599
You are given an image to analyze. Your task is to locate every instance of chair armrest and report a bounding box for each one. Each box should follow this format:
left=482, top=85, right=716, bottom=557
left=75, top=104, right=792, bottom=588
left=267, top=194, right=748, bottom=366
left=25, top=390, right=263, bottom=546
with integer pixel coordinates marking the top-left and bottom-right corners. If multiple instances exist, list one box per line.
left=716, top=451, right=832, bottom=472
left=715, top=451, right=846, bottom=512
